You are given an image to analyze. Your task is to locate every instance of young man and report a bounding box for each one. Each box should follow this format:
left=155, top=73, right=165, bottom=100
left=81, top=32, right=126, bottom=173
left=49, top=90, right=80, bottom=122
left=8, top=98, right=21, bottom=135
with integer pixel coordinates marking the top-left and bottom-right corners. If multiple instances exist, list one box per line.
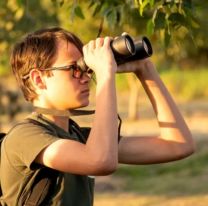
left=0, top=27, right=194, bottom=205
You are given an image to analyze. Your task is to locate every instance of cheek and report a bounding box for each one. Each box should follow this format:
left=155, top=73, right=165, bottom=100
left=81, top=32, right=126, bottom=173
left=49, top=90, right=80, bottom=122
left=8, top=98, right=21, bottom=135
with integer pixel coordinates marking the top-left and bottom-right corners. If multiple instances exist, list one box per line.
left=48, top=80, right=76, bottom=97
left=46, top=75, right=80, bottom=101
left=46, top=73, right=72, bottom=91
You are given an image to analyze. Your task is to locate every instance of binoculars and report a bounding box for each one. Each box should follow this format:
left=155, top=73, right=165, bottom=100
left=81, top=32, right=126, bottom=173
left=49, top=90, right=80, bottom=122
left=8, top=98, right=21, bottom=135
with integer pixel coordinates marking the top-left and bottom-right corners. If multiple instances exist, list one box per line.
left=77, top=34, right=153, bottom=71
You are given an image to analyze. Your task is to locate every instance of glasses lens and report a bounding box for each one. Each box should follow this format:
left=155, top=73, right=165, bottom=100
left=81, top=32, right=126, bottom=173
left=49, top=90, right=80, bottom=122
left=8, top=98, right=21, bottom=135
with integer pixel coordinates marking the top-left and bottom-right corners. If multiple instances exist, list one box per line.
left=73, top=67, right=83, bottom=78
left=71, top=64, right=94, bottom=79
left=87, top=69, right=94, bottom=78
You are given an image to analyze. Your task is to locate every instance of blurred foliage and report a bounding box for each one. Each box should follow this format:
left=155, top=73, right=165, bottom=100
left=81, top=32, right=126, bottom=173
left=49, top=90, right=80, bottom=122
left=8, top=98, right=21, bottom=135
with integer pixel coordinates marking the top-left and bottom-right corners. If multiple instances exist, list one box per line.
left=160, top=68, right=208, bottom=101
left=0, top=0, right=59, bottom=74
left=115, top=68, right=208, bottom=101
left=0, top=0, right=207, bottom=76
left=78, top=0, right=199, bottom=45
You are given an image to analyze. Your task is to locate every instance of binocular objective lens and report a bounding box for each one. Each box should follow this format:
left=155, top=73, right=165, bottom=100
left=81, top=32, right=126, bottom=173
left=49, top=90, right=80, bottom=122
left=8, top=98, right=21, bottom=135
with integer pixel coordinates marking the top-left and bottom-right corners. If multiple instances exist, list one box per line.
left=126, top=40, right=132, bottom=53
left=143, top=41, right=149, bottom=54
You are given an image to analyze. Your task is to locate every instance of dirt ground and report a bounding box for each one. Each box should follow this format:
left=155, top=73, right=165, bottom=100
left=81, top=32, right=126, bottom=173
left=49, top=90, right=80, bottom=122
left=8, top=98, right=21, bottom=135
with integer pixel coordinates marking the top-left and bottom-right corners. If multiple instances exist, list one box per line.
left=94, top=193, right=208, bottom=206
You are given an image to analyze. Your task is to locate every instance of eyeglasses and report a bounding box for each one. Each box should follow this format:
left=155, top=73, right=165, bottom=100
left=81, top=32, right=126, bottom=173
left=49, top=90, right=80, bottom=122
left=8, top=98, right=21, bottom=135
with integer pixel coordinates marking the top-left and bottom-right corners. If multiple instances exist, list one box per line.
left=21, top=63, right=94, bottom=80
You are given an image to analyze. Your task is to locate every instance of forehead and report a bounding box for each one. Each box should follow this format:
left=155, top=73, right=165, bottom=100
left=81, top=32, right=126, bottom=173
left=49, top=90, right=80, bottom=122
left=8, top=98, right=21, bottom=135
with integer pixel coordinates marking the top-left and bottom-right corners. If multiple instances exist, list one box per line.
left=55, top=40, right=82, bottom=64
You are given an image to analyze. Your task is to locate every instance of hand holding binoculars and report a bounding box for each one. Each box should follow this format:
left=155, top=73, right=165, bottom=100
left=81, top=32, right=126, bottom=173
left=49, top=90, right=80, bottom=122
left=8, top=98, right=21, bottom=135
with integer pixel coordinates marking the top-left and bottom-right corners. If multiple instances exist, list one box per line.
left=77, top=34, right=153, bottom=72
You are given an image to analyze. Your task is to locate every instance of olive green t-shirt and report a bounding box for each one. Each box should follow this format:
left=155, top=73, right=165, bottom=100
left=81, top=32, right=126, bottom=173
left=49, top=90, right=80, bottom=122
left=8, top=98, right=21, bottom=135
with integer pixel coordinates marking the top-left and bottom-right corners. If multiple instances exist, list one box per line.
left=0, top=113, right=94, bottom=206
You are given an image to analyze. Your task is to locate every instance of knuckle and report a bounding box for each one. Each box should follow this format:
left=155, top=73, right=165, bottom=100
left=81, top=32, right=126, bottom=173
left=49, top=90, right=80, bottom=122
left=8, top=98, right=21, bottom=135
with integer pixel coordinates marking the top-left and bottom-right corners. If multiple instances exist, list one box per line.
left=88, top=40, right=95, bottom=46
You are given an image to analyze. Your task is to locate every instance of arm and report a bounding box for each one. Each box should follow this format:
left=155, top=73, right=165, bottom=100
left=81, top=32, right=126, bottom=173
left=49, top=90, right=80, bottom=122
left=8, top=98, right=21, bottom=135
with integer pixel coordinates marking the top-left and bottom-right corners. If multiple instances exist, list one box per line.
left=36, top=37, right=119, bottom=175
left=80, top=37, right=118, bottom=173
left=118, top=59, right=195, bottom=164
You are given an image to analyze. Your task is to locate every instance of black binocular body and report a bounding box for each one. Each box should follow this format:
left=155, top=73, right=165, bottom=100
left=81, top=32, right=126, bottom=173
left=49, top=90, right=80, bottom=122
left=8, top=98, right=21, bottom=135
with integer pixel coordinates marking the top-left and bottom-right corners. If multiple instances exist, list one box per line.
left=77, top=34, right=153, bottom=72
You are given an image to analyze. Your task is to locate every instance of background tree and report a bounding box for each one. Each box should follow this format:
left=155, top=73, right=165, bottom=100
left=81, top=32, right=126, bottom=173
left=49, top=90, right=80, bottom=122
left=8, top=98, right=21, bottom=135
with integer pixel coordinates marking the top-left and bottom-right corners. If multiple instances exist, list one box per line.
left=0, top=0, right=59, bottom=74
left=0, top=0, right=207, bottom=119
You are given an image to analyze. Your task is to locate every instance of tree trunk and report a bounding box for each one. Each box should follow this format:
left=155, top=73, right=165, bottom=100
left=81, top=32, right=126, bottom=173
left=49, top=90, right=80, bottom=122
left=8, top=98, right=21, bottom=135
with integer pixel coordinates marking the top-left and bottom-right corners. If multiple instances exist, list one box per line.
left=126, top=74, right=140, bottom=120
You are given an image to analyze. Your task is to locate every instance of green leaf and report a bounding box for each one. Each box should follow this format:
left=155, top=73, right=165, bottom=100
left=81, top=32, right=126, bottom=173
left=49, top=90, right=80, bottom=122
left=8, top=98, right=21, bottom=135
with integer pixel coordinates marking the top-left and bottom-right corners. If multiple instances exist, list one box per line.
left=146, top=19, right=155, bottom=35
left=183, top=0, right=193, bottom=10
left=164, top=28, right=171, bottom=47
left=59, top=0, right=64, bottom=7
left=149, top=0, right=154, bottom=7
left=74, top=5, right=85, bottom=19
left=168, top=12, right=187, bottom=27
left=106, top=9, right=117, bottom=29
left=139, top=0, right=149, bottom=16
left=155, top=12, right=166, bottom=30
left=88, top=0, right=95, bottom=8
left=92, top=3, right=103, bottom=17
left=16, top=0, right=24, bottom=7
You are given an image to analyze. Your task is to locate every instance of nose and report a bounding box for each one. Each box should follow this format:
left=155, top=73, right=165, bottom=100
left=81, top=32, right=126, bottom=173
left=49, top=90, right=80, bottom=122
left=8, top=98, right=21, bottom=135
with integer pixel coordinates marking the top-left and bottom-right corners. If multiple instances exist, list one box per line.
left=79, top=72, right=91, bottom=84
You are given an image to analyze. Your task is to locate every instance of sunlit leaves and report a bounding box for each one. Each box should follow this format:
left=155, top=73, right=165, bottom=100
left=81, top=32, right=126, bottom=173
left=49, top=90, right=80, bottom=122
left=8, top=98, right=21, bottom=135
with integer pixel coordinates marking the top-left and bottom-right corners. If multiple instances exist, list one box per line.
left=51, top=0, right=65, bottom=6
left=136, top=0, right=153, bottom=16
left=16, top=0, right=24, bottom=7
left=164, top=28, right=171, bottom=47
left=74, top=5, right=85, bottom=19
left=5, top=0, right=203, bottom=51
left=47, top=0, right=197, bottom=48
left=69, top=2, right=85, bottom=22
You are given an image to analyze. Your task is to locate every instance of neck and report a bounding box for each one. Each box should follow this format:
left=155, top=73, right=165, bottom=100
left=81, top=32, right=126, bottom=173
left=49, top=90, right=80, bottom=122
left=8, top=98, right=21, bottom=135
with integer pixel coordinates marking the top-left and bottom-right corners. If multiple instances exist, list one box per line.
left=32, top=103, right=94, bottom=131
left=33, top=102, right=70, bottom=132
left=42, top=113, right=69, bottom=132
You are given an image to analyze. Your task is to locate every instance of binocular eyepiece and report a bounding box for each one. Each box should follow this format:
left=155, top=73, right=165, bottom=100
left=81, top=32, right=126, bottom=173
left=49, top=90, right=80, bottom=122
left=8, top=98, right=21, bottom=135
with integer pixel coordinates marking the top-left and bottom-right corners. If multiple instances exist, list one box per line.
left=77, top=34, right=153, bottom=72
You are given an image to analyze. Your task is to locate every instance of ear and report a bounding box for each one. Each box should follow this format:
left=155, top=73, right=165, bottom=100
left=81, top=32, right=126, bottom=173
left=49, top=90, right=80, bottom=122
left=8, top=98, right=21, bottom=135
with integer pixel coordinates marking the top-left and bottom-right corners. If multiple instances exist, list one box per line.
left=29, top=69, right=46, bottom=90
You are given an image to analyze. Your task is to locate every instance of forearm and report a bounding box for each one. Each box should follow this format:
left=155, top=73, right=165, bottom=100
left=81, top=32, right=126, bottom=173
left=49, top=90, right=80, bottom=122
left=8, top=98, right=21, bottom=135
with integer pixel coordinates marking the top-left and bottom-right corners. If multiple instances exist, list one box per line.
left=118, top=62, right=194, bottom=165
left=135, top=61, right=194, bottom=146
left=87, top=75, right=118, bottom=170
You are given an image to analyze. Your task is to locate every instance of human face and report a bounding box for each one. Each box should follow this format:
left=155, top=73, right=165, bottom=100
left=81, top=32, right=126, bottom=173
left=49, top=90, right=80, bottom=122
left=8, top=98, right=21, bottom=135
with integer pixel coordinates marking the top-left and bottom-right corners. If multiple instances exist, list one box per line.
left=40, top=40, right=91, bottom=110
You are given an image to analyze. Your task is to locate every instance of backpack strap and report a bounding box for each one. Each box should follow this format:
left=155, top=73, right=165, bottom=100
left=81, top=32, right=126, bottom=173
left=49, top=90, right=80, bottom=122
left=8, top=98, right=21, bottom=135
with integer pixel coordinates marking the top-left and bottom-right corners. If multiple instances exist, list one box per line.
left=19, top=167, right=60, bottom=206
left=0, top=133, right=6, bottom=139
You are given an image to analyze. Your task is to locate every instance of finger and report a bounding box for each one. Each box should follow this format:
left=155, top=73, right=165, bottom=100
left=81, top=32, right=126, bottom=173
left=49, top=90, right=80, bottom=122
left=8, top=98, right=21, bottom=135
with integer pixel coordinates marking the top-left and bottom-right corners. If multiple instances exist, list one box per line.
left=103, top=36, right=112, bottom=48
left=114, top=35, right=119, bottom=40
left=88, top=40, right=96, bottom=50
left=82, top=44, right=88, bottom=54
left=95, top=37, right=104, bottom=47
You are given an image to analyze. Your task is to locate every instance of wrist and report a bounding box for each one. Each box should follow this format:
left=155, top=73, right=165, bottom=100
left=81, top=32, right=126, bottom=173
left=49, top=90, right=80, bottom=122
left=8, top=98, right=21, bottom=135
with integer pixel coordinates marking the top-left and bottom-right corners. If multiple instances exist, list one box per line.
left=96, top=72, right=116, bottom=89
left=135, top=61, right=157, bottom=80
left=95, top=65, right=116, bottom=79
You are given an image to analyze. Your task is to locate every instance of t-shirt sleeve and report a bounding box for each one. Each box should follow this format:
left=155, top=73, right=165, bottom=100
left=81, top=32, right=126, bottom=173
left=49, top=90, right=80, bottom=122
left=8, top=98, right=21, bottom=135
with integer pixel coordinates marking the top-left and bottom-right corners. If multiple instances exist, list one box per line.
left=4, top=122, right=59, bottom=172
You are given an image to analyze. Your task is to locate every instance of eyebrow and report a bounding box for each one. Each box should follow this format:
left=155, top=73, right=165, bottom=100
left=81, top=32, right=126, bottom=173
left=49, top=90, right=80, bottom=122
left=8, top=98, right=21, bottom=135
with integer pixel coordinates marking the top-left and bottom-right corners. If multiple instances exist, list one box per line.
left=51, top=60, right=76, bottom=67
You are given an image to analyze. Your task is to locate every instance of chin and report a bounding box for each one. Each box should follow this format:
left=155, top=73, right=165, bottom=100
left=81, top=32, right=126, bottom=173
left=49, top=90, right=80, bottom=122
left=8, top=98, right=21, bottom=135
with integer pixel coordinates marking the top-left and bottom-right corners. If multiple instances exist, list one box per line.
left=72, top=101, right=89, bottom=109
left=80, top=101, right=89, bottom=108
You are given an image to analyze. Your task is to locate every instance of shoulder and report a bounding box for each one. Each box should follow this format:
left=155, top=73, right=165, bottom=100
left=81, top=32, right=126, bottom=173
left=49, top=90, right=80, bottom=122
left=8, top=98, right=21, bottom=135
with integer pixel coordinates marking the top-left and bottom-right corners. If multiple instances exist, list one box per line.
left=3, top=118, right=59, bottom=157
left=6, top=118, right=57, bottom=141
left=2, top=119, right=60, bottom=170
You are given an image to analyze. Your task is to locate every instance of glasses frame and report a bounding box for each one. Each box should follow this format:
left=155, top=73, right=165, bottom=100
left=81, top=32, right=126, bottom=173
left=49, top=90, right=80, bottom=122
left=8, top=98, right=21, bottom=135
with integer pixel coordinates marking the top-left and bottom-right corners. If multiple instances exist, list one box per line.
left=21, top=63, right=94, bottom=80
